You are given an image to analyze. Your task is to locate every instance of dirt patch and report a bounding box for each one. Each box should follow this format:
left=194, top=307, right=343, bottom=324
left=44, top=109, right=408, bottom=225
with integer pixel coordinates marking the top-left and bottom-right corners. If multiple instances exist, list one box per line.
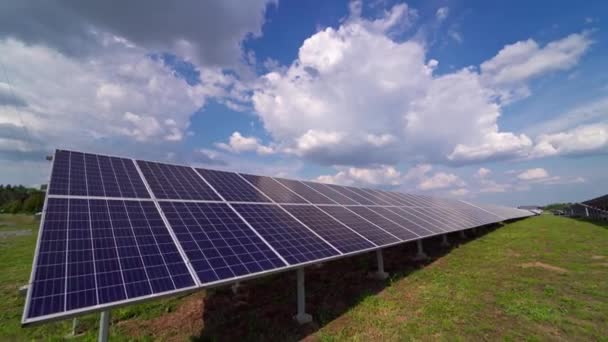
left=118, top=292, right=205, bottom=341
left=520, top=262, right=568, bottom=274
left=591, top=255, right=606, bottom=260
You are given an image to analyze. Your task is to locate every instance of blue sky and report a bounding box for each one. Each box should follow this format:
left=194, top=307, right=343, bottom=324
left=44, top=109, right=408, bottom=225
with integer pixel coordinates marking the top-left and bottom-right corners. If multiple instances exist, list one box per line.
left=0, top=0, right=607, bottom=206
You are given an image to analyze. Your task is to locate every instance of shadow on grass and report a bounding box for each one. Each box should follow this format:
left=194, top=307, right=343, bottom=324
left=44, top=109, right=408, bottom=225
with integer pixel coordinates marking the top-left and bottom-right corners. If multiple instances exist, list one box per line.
left=191, top=223, right=503, bottom=342
left=567, top=216, right=608, bottom=229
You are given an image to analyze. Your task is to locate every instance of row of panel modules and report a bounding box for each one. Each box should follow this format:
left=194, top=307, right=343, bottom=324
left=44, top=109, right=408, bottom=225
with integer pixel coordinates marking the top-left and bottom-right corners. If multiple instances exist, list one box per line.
left=23, top=149, right=533, bottom=324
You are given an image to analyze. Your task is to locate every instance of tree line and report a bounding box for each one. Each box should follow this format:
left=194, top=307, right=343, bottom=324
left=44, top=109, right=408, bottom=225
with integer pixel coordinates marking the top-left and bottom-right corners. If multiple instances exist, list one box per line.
left=0, top=185, right=45, bottom=214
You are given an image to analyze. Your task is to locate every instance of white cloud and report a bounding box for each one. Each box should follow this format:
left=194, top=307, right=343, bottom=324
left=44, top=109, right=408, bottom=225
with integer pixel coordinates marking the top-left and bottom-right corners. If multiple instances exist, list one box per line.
left=436, top=7, right=449, bottom=21
left=418, top=172, right=465, bottom=190
left=517, top=168, right=549, bottom=180
left=215, top=131, right=275, bottom=155
left=252, top=2, right=593, bottom=167
left=450, top=188, right=469, bottom=196
left=532, top=122, right=608, bottom=158
left=481, top=32, right=592, bottom=86
left=479, top=179, right=511, bottom=193
left=315, top=165, right=403, bottom=186
left=476, top=167, right=491, bottom=178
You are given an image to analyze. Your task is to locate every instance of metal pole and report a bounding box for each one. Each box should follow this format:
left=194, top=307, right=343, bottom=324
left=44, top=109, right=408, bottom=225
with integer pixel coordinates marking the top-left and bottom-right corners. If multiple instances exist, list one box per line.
left=71, top=318, right=79, bottom=336
left=373, top=249, right=389, bottom=279
left=294, top=269, right=312, bottom=324
left=414, top=240, right=428, bottom=260
left=440, top=234, right=449, bottom=247
left=585, top=207, right=589, bottom=217
left=459, top=230, right=466, bottom=239
left=98, top=311, right=110, bottom=342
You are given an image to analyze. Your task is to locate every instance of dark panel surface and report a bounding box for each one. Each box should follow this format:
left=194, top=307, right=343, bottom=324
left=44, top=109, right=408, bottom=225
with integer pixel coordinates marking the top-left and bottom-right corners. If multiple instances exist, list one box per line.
left=137, top=161, right=220, bottom=201
left=160, top=201, right=285, bottom=284
left=347, top=206, right=419, bottom=241
left=282, top=205, right=374, bottom=253
left=318, top=206, right=399, bottom=246
left=196, top=169, right=271, bottom=203
left=240, top=174, right=309, bottom=204
left=273, top=178, right=337, bottom=205
left=231, top=204, right=339, bottom=265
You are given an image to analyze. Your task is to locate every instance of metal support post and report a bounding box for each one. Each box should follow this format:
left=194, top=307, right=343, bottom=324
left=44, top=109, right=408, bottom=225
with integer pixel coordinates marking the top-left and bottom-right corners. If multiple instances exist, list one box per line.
left=459, top=230, right=466, bottom=239
left=98, top=311, right=110, bottom=342
left=71, top=318, right=79, bottom=336
left=414, top=239, right=428, bottom=260
left=440, top=234, right=450, bottom=247
left=294, top=268, right=312, bottom=324
left=370, top=249, right=389, bottom=279
left=585, top=207, right=589, bottom=217
left=231, top=281, right=241, bottom=294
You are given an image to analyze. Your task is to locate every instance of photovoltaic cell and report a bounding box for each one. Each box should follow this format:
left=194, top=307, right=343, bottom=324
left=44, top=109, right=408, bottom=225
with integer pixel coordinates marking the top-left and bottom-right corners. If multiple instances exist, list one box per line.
left=282, top=205, right=374, bottom=253
left=272, top=178, right=337, bottom=205
left=26, top=198, right=195, bottom=321
left=48, top=150, right=149, bottom=198
left=300, top=181, right=359, bottom=205
left=358, top=188, right=403, bottom=206
left=159, top=201, right=285, bottom=284
left=385, top=207, right=445, bottom=234
left=347, top=206, right=419, bottom=241
left=196, top=168, right=271, bottom=203
left=240, top=174, right=309, bottom=204
left=324, top=184, right=376, bottom=205
left=366, top=207, right=435, bottom=237
left=231, top=203, right=339, bottom=265
left=318, top=206, right=399, bottom=246
left=343, top=187, right=392, bottom=205
left=137, top=161, right=220, bottom=201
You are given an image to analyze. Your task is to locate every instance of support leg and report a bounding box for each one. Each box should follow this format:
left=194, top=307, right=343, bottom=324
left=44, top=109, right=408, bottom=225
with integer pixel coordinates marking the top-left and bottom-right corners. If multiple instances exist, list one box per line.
left=459, top=230, right=466, bottom=239
left=71, top=318, right=79, bottom=336
left=294, top=268, right=312, bottom=324
left=231, top=281, right=241, bottom=294
left=414, top=240, right=428, bottom=261
left=369, top=249, right=389, bottom=280
left=440, top=234, right=450, bottom=247
left=98, top=311, right=110, bottom=342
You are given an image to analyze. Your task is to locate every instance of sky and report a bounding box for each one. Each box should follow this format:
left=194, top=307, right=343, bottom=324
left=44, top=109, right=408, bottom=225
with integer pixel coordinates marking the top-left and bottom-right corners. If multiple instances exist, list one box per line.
left=0, top=0, right=607, bottom=206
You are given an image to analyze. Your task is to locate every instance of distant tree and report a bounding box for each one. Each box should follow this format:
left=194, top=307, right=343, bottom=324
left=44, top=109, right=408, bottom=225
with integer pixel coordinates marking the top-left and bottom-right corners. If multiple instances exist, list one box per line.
left=2, top=199, right=23, bottom=214
left=23, top=192, right=45, bottom=213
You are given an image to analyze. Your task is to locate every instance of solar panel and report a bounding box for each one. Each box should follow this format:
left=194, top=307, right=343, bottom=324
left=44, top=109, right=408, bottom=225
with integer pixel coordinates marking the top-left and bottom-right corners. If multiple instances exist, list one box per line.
left=195, top=168, right=271, bottom=203
left=239, top=174, right=309, bottom=204
left=347, top=206, right=419, bottom=241
left=25, top=198, right=196, bottom=323
left=48, top=150, right=149, bottom=198
left=366, top=206, right=435, bottom=237
left=300, top=181, right=359, bottom=205
left=282, top=205, right=375, bottom=253
left=137, top=161, right=220, bottom=201
left=272, top=178, right=337, bottom=204
left=159, top=201, right=285, bottom=283
left=323, top=184, right=376, bottom=205
left=26, top=149, right=532, bottom=325
left=317, top=206, right=400, bottom=246
left=231, top=203, right=340, bottom=265
left=385, top=207, right=446, bottom=234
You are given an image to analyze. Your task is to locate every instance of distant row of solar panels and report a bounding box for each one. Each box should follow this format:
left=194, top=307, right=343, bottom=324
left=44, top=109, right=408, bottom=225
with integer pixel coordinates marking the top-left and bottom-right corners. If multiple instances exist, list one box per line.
left=23, top=149, right=533, bottom=324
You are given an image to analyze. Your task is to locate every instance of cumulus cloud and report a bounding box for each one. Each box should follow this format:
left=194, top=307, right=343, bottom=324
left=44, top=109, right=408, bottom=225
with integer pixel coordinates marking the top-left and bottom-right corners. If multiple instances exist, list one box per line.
left=517, top=168, right=550, bottom=180
left=436, top=7, right=449, bottom=21
left=215, top=131, right=275, bottom=155
left=476, top=167, right=491, bottom=178
left=0, top=0, right=275, bottom=68
left=315, top=165, right=402, bottom=186
left=252, top=2, right=592, bottom=167
left=532, top=122, right=608, bottom=158
left=418, top=172, right=465, bottom=190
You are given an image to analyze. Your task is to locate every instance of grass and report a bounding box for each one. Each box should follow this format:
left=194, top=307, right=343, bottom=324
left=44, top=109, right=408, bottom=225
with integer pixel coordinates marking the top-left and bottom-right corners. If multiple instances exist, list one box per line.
left=0, top=214, right=606, bottom=341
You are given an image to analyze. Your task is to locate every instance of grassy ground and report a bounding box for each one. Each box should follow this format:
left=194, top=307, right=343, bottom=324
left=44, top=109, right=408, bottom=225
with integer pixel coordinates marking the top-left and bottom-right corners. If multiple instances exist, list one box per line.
left=0, top=214, right=606, bottom=341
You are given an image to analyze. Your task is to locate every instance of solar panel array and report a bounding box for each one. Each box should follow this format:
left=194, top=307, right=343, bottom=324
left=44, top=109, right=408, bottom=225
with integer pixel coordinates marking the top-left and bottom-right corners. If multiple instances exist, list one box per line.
left=23, top=149, right=533, bottom=324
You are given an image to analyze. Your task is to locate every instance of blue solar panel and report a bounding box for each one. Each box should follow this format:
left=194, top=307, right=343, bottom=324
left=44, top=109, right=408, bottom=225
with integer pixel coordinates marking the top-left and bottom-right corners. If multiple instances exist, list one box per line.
left=366, top=207, right=435, bottom=237
left=347, top=206, right=419, bottom=241
left=240, top=174, right=309, bottom=204
left=26, top=198, right=195, bottom=321
left=301, top=181, right=360, bottom=205
left=273, top=178, right=337, bottom=204
left=195, top=168, right=271, bottom=203
left=413, top=208, right=463, bottom=231
left=343, top=187, right=392, bottom=205
left=324, top=184, right=376, bottom=205
left=282, top=205, right=374, bottom=253
left=159, top=201, right=285, bottom=284
left=137, top=161, right=220, bottom=201
left=231, top=204, right=340, bottom=265
left=48, top=150, right=149, bottom=198
left=317, top=206, right=399, bottom=246
left=385, top=207, right=445, bottom=234
left=362, top=189, right=406, bottom=206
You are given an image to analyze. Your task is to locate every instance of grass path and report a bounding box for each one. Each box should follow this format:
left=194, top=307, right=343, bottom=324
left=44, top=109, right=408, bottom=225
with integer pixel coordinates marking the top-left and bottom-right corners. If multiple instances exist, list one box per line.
left=0, top=214, right=606, bottom=341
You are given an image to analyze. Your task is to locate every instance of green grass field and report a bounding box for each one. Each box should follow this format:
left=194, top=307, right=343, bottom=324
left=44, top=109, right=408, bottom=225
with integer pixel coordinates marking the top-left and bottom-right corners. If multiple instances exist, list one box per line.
left=0, top=213, right=606, bottom=341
